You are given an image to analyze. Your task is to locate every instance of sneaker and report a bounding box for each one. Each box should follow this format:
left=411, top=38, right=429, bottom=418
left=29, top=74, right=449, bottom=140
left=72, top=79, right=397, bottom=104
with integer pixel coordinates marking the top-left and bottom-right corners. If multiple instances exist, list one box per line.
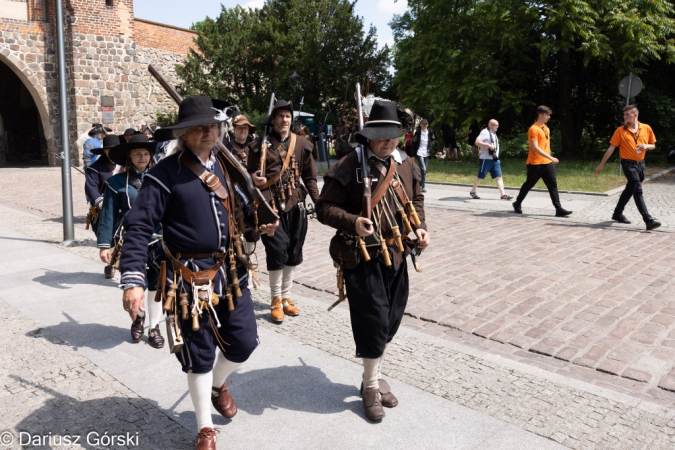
left=646, top=219, right=662, bottom=231
left=555, top=209, right=573, bottom=217
left=612, top=213, right=631, bottom=224
left=512, top=202, right=522, bottom=214
left=421, top=188, right=427, bottom=193
left=469, top=192, right=480, bottom=199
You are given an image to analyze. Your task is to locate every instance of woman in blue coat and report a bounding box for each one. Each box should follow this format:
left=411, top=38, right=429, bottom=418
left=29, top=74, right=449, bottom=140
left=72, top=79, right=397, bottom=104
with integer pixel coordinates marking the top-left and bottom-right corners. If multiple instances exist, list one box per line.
left=97, top=135, right=164, bottom=348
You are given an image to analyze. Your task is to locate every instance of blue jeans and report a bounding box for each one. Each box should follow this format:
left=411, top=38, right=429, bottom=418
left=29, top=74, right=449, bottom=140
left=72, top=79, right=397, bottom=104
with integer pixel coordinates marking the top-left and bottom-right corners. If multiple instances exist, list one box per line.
left=416, top=155, right=429, bottom=188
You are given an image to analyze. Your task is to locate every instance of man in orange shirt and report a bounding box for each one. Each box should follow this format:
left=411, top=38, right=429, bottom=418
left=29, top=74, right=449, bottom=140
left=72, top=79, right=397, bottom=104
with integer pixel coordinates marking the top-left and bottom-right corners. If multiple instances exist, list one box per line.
left=594, top=105, right=660, bottom=230
left=512, top=105, right=572, bottom=217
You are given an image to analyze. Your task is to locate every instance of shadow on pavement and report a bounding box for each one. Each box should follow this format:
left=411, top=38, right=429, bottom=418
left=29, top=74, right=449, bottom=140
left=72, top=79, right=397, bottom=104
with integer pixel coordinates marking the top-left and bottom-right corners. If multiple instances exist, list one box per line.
left=9, top=376, right=192, bottom=450
left=226, top=358, right=361, bottom=421
left=25, top=312, right=130, bottom=351
left=33, top=269, right=112, bottom=290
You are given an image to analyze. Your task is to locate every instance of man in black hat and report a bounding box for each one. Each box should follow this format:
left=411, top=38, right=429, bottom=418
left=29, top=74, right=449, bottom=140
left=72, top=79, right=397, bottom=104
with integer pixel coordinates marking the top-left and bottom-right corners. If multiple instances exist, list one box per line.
left=248, top=100, right=320, bottom=323
left=83, top=123, right=111, bottom=168
left=316, top=100, right=430, bottom=421
left=84, top=134, right=120, bottom=243
left=119, top=96, right=277, bottom=450
left=224, top=111, right=256, bottom=165
left=122, top=128, right=139, bottom=143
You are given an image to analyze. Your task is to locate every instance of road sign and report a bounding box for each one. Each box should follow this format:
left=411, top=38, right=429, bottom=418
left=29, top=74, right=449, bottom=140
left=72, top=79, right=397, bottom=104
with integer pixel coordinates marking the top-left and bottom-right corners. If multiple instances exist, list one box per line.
left=619, top=74, right=642, bottom=99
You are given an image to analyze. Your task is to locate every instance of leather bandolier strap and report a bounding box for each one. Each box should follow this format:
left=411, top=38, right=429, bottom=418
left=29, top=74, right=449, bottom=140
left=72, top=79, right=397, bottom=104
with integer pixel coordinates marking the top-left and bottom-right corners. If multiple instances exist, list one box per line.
left=260, top=133, right=297, bottom=190
left=367, top=159, right=396, bottom=213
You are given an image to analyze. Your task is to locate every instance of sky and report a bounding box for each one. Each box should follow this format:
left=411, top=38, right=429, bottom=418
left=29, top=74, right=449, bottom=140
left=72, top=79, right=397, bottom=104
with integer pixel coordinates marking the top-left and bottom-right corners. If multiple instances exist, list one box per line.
left=132, top=0, right=407, bottom=49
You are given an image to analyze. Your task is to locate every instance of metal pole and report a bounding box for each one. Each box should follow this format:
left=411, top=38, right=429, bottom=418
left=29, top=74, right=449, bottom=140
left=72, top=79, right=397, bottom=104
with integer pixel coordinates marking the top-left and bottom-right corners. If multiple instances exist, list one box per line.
left=55, top=0, right=75, bottom=244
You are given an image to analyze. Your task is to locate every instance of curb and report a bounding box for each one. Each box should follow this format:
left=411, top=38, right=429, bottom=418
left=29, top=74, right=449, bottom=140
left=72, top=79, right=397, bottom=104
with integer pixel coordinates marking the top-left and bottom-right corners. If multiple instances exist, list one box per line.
left=603, top=165, right=675, bottom=196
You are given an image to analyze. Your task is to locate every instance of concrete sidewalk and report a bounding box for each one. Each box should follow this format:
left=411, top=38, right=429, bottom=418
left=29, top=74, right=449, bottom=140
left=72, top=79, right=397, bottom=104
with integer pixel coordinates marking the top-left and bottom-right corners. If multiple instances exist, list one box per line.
left=0, top=223, right=564, bottom=450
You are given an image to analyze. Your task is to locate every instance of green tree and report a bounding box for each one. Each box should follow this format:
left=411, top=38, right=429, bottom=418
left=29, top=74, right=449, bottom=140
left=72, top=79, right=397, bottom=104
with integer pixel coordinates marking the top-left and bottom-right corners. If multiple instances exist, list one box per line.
left=177, top=0, right=391, bottom=118
left=391, top=0, right=675, bottom=158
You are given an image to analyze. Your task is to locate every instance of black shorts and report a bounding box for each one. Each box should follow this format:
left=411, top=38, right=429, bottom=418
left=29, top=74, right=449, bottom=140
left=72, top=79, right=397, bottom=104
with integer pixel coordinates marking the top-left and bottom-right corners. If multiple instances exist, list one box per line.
left=261, top=203, right=308, bottom=270
left=344, top=257, right=409, bottom=359
left=175, top=284, right=258, bottom=373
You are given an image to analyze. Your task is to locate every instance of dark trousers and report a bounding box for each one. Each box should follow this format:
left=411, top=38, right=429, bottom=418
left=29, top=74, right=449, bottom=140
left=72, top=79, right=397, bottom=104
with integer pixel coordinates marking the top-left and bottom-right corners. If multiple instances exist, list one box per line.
left=615, top=160, right=651, bottom=221
left=344, top=257, right=409, bottom=359
left=515, top=163, right=562, bottom=210
left=261, top=203, right=308, bottom=270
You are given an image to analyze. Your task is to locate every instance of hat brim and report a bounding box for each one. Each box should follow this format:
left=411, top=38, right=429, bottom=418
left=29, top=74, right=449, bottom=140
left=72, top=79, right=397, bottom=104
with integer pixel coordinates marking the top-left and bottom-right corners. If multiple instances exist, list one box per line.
left=153, top=113, right=225, bottom=142
left=108, top=142, right=157, bottom=166
left=355, top=125, right=405, bottom=145
left=91, top=147, right=107, bottom=155
left=88, top=127, right=111, bottom=137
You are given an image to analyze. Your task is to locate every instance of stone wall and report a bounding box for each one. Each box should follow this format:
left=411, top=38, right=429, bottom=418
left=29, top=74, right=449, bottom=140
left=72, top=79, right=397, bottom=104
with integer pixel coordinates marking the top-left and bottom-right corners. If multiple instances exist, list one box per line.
left=0, top=0, right=199, bottom=165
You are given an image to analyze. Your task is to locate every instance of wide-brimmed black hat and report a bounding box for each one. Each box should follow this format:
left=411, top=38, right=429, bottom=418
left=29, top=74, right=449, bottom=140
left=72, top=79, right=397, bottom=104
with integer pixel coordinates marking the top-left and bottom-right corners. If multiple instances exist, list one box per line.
left=123, top=128, right=139, bottom=136
left=92, top=134, right=121, bottom=155
left=88, top=123, right=112, bottom=137
left=355, top=100, right=405, bottom=144
left=153, top=96, right=232, bottom=142
left=260, top=100, right=294, bottom=126
left=108, top=135, right=157, bottom=166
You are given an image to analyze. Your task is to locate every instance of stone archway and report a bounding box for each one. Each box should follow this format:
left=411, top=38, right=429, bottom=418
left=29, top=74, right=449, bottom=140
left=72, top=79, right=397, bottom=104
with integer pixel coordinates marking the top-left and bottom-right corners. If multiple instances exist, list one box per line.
left=0, top=51, right=54, bottom=164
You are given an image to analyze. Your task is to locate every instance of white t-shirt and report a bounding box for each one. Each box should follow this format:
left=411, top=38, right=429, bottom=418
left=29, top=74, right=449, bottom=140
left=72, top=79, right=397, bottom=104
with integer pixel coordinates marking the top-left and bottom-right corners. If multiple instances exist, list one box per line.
left=477, top=128, right=499, bottom=160
left=417, top=130, right=430, bottom=157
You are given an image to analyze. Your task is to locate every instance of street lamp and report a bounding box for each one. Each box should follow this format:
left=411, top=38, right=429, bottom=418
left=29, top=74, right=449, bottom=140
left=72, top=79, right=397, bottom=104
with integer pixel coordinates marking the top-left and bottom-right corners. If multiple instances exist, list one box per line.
left=289, top=71, right=302, bottom=108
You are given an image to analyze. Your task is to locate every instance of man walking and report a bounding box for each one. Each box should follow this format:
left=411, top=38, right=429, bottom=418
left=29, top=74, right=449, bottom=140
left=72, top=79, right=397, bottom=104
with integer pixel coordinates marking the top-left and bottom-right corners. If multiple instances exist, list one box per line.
left=120, top=96, right=277, bottom=450
left=412, top=119, right=435, bottom=192
left=248, top=100, right=320, bottom=323
left=594, top=105, right=661, bottom=230
left=469, top=119, right=512, bottom=200
left=512, top=106, right=572, bottom=217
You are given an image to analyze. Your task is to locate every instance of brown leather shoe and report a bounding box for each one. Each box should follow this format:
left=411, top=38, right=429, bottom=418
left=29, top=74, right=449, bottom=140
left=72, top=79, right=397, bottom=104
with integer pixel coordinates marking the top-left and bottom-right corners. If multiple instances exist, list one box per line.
left=361, top=380, right=398, bottom=408
left=211, top=382, right=237, bottom=419
left=362, top=387, right=385, bottom=421
left=195, top=427, right=219, bottom=450
left=282, top=297, right=300, bottom=316
left=130, top=315, right=144, bottom=343
left=271, top=297, right=284, bottom=323
left=148, top=325, right=165, bottom=349
left=378, top=379, right=398, bottom=408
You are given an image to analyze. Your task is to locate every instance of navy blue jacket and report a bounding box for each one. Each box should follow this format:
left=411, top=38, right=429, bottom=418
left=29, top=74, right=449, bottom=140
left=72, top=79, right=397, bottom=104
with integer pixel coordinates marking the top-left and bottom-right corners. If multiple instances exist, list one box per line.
left=84, top=156, right=115, bottom=207
left=97, top=170, right=145, bottom=248
left=119, top=149, right=253, bottom=290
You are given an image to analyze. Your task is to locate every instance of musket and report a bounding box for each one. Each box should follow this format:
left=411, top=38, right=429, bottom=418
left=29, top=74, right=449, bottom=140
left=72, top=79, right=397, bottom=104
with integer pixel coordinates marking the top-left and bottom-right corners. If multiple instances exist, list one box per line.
left=259, top=93, right=276, bottom=177
left=147, top=66, right=279, bottom=226
left=355, top=83, right=371, bottom=261
left=356, top=83, right=370, bottom=224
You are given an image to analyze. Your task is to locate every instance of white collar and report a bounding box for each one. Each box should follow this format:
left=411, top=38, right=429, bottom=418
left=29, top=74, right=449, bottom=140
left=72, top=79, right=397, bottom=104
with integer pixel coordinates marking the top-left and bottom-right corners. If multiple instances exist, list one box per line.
left=366, top=147, right=402, bottom=164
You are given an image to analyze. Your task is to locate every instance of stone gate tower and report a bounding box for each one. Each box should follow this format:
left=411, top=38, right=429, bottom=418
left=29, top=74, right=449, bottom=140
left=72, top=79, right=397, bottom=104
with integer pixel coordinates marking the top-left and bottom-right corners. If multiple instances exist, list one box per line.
left=0, top=0, right=196, bottom=165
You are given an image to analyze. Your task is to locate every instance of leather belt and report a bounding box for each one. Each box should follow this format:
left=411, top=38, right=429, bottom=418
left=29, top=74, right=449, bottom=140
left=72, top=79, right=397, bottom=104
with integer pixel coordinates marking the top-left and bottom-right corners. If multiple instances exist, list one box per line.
left=174, top=251, right=226, bottom=260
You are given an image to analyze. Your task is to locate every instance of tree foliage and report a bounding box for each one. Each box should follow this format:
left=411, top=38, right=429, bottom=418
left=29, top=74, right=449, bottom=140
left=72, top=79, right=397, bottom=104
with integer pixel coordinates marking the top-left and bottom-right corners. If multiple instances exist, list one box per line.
left=391, top=0, right=675, bottom=158
left=176, top=0, right=391, bottom=119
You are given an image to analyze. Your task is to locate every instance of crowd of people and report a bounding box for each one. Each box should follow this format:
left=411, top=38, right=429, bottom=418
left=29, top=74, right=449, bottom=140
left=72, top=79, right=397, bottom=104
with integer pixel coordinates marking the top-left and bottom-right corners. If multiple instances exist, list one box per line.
left=79, top=96, right=662, bottom=449
left=82, top=96, right=429, bottom=449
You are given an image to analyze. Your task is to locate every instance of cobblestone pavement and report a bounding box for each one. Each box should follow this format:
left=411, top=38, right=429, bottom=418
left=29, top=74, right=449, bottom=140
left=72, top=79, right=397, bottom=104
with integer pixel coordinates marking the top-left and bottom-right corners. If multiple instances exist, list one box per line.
left=0, top=299, right=194, bottom=450
left=2, top=165, right=675, bottom=448
left=0, top=201, right=673, bottom=449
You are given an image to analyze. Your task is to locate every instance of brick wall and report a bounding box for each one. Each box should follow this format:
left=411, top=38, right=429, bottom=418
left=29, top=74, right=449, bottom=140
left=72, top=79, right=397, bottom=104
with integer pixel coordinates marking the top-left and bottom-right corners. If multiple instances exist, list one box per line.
left=134, top=18, right=197, bottom=55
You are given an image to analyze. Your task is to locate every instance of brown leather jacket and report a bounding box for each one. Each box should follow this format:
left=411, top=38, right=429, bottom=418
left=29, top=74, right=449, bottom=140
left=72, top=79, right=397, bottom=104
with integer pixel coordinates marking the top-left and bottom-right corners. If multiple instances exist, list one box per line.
left=316, top=148, right=426, bottom=265
left=248, top=131, right=320, bottom=212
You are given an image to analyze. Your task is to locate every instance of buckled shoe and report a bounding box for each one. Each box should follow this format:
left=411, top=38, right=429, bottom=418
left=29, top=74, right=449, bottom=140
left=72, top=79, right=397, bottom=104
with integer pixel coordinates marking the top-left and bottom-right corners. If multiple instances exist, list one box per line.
left=271, top=297, right=284, bottom=323
left=130, top=315, right=144, bottom=343
left=195, top=427, right=219, bottom=450
left=282, top=297, right=300, bottom=316
left=211, top=382, right=237, bottom=419
left=361, top=387, right=385, bottom=421
left=148, top=325, right=164, bottom=349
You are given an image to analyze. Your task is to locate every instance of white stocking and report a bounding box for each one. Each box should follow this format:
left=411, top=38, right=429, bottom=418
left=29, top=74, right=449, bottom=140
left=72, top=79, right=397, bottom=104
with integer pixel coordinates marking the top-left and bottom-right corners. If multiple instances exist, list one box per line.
left=212, top=352, right=242, bottom=389
left=377, top=344, right=389, bottom=380
left=187, top=372, right=214, bottom=431
left=269, top=269, right=282, bottom=301
left=281, top=265, right=295, bottom=299
left=145, top=290, right=163, bottom=330
left=362, top=358, right=379, bottom=390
